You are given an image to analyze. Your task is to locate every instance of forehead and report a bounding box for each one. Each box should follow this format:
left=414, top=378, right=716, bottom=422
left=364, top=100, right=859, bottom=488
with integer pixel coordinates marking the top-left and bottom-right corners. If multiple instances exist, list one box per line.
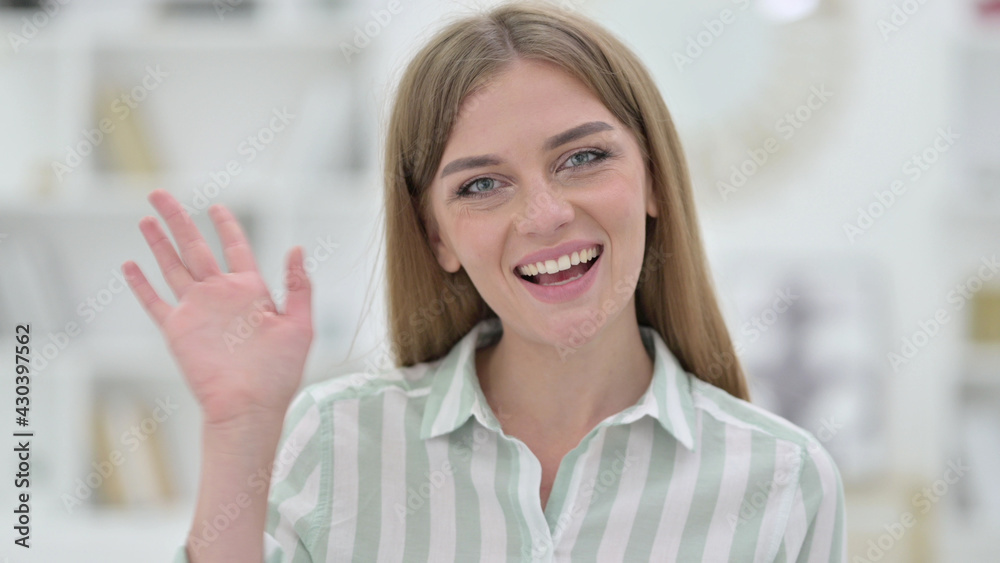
left=442, top=59, right=615, bottom=154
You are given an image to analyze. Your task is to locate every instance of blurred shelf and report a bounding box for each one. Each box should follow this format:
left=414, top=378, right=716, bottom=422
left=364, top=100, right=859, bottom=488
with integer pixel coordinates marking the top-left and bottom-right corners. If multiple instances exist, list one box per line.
left=0, top=187, right=258, bottom=218
left=949, top=10, right=1000, bottom=222
left=0, top=169, right=379, bottom=216
left=30, top=493, right=196, bottom=560
left=959, top=20, right=1000, bottom=51
left=0, top=9, right=382, bottom=556
left=844, top=474, right=935, bottom=563
left=75, top=334, right=186, bottom=382
left=961, top=341, right=1000, bottom=388
left=941, top=511, right=1000, bottom=561
left=945, top=199, right=1000, bottom=222
left=92, top=19, right=359, bottom=52
left=0, top=1, right=368, bottom=53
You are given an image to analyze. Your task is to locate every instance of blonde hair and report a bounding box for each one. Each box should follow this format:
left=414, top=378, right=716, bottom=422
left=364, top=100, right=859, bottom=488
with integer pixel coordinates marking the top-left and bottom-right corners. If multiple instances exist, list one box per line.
left=380, top=0, right=750, bottom=400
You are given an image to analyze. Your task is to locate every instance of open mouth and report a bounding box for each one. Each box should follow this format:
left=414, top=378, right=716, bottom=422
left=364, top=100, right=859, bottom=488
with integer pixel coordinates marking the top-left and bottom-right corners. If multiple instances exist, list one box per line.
left=515, top=244, right=602, bottom=286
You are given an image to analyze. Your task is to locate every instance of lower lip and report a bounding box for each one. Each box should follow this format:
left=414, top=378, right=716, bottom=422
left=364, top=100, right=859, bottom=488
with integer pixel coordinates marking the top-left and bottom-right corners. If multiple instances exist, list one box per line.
left=516, top=251, right=602, bottom=304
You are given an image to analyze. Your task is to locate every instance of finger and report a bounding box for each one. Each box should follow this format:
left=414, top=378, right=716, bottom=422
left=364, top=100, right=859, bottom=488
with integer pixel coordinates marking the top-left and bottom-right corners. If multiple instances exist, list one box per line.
left=208, top=204, right=259, bottom=273
left=148, top=189, right=222, bottom=281
left=139, top=216, right=195, bottom=299
left=122, top=261, right=173, bottom=328
left=283, top=246, right=313, bottom=327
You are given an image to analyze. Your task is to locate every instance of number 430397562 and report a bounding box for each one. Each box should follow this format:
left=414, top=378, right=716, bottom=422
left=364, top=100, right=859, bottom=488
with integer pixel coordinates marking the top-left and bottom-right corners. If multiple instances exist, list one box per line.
left=15, top=324, right=30, bottom=425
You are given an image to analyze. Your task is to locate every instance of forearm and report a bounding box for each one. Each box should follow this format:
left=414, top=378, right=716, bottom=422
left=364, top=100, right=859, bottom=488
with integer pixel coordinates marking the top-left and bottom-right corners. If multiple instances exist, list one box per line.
left=185, top=415, right=285, bottom=563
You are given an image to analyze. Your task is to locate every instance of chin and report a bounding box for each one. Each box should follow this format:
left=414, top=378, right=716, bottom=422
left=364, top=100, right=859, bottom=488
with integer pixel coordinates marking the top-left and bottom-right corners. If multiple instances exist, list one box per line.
left=530, top=306, right=612, bottom=350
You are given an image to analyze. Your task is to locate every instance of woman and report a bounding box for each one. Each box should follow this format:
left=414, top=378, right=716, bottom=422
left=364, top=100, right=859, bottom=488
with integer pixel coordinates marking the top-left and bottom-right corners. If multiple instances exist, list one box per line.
left=123, top=1, right=846, bottom=561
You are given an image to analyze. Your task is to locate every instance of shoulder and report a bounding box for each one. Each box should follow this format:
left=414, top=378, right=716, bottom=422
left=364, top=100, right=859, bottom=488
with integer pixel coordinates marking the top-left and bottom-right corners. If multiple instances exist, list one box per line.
left=688, top=375, right=846, bottom=559
left=689, top=375, right=831, bottom=456
left=274, top=357, right=446, bottom=445
left=687, top=375, right=844, bottom=500
left=264, top=358, right=448, bottom=521
left=290, top=357, right=445, bottom=415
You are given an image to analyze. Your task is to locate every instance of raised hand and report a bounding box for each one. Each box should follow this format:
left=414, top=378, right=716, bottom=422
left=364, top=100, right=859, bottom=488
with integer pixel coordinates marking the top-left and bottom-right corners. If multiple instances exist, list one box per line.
left=121, top=189, right=314, bottom=428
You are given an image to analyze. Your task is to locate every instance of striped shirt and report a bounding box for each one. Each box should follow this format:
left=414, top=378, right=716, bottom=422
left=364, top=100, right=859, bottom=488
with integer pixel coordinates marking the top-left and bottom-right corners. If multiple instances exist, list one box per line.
left=174, top=316, right=846, bottom=562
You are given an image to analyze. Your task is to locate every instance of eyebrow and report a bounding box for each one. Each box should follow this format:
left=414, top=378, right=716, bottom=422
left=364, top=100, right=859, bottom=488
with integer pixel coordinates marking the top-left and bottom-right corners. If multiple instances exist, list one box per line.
left=438, top=121, right=615, bottom=179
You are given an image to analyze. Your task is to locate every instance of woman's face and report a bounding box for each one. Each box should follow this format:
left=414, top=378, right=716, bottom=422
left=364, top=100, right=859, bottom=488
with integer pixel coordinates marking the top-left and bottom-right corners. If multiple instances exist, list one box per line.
left=427, top=58, right=658, bottom=348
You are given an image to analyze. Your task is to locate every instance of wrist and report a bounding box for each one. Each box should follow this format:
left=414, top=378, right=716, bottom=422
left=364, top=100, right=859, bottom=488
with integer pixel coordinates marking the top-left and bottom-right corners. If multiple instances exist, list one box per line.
left=199, top=388, right=294, bottom=429
left=201, top=409, right=286, bottom=459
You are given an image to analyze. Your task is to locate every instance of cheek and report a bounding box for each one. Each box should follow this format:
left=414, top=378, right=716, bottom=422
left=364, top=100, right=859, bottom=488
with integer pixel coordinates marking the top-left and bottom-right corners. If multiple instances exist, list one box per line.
left=591, top=175, right=647, bottom=228
left=451, top=213, right=506, bottom=269
left=588, top=176, right=649, bottom=283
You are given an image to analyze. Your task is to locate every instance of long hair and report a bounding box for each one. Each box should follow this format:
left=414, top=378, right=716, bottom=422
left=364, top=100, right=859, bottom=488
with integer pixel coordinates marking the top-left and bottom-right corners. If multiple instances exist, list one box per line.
left=380, top=0, right=750, bottom=401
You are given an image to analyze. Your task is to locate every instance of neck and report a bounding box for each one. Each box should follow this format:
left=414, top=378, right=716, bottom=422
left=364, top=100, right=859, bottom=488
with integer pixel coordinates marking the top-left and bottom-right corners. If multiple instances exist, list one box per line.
left=475, top=302, right=654, bottom=444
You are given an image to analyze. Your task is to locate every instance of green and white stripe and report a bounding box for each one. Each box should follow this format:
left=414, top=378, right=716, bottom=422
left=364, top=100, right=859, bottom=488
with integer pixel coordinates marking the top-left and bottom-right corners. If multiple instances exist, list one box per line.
left=175, top=317, right=846, bottom=562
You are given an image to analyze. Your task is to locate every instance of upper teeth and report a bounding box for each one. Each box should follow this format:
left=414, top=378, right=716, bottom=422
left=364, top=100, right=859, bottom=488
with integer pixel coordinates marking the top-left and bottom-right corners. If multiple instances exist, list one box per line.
left=517, top=245, right=601, bottom=277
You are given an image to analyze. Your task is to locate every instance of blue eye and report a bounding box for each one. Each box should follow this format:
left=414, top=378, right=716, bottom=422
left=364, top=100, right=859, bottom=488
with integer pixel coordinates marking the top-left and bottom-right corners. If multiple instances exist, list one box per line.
left=459, top=177, right=498, bottom=198
left=566, top=150, right=602, bottom=167
left=455, top=148, right=612, bottom=199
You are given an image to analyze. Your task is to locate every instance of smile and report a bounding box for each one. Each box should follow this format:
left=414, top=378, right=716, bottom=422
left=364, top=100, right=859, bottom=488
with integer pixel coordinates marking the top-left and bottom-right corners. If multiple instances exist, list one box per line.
left=514, top=245, right=603, bottom=304
left=515, top=244, right=602, bottom=286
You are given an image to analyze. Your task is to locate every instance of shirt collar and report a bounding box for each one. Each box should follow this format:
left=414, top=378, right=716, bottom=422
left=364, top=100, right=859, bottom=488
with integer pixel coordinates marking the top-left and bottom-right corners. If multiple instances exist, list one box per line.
left=419, top=317, right=697, bottom=451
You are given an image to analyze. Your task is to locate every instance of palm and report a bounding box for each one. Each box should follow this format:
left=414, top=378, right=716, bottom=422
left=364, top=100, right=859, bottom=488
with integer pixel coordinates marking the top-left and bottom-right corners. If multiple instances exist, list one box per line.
left=122, top=189, right=314, bottom=426
left=161, top=271, right=310, bottom=422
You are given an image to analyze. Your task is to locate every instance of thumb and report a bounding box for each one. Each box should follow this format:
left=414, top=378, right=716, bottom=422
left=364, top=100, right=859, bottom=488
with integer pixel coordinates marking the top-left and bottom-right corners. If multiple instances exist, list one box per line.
left=283, top=246, right=312, bottom=326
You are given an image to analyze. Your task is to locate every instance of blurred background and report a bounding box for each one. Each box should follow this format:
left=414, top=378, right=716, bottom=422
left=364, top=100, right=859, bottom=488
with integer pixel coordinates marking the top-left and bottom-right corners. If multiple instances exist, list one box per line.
left=0, top=0, right=997, bottom=560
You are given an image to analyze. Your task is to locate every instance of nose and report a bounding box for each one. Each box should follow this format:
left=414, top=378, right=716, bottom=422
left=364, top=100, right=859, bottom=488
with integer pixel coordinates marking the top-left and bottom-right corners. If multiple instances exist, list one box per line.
left=512, top=181, right=575, bottom=236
